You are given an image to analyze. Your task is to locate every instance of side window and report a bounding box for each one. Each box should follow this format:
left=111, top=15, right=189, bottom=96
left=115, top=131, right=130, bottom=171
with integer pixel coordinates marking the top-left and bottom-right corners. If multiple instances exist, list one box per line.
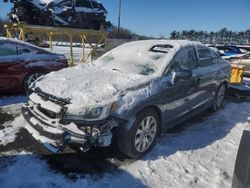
left=167, top=48, right=197, bottom=74
left=211, top=50, right=220, bottom=64
left=0, top=43, right=17, bottom=56
left=197, top=48, right=212, bottom=67
left=18, top=47, right=31, bottom=55
left=0, top=47, right=17, bottom=56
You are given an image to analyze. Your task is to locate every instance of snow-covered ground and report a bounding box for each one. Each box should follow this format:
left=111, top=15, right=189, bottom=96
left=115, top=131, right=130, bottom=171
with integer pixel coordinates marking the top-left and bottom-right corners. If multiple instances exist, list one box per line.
left=0, top=94, right=250, bottom=188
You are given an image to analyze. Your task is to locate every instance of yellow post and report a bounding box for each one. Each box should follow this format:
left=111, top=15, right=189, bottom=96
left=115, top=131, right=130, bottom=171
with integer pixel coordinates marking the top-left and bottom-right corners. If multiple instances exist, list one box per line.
left=81, top=35, right=85, bottom=63
left=18, top=30, right=22, bottom=40
left=20, top=28, right=25, bottom=41
left=48, top=32, right=53, bottom=51
left=69, top=34, right=74, bottom=66
left=4, top=23, right=108, bottom=65
left=6, top=29, right=12, bottom=38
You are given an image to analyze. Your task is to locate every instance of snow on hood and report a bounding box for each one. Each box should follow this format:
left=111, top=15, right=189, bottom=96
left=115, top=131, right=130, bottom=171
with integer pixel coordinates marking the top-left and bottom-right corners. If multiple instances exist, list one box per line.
left=34, top=63, right=150, bottom=113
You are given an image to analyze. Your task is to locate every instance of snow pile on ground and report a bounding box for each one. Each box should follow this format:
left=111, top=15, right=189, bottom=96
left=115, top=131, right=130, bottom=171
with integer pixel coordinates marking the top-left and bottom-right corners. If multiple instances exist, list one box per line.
left=0, top=96, right=27, bottom=146
left=123, top=102, right=250, bottom=188
left=0, top=116, right=27, bottom=146
left=0, top=102, right=249, bottom=188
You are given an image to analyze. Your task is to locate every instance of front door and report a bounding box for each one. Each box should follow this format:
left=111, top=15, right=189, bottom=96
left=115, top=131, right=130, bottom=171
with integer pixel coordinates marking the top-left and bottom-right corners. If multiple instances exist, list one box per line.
left=160, top=46, right=201, bottom=125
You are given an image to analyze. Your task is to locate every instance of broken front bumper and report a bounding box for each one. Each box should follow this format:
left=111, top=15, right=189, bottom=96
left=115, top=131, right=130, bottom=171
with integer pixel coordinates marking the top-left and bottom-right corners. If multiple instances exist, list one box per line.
left=22, top=106, right=113, bottom=153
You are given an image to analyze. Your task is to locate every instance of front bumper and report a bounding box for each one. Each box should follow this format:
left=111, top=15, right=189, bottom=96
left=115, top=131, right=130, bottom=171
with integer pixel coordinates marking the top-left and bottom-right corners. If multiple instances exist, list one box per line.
left=22, top=105, right=115, bottom=153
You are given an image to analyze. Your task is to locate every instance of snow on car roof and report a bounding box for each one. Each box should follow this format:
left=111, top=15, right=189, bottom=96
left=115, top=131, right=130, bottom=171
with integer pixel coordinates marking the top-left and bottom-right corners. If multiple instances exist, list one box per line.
left=94, top=39, right=202, bottom=76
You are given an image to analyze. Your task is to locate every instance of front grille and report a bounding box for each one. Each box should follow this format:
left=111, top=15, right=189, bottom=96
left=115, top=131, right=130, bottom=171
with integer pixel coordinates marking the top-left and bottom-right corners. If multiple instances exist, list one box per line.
left=34, top=87, right=70, bottom=106
left=38, top=106, right=58, bottom=119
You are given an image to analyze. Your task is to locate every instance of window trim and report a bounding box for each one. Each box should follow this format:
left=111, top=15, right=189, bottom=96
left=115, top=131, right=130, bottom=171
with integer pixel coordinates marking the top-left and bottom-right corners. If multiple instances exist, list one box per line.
left=196, top=47, right=213, bottom=68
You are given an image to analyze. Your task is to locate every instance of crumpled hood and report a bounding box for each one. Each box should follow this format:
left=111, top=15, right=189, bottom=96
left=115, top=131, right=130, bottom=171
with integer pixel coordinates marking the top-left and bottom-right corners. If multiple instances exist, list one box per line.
left=34, top=64, right=150, bottom=114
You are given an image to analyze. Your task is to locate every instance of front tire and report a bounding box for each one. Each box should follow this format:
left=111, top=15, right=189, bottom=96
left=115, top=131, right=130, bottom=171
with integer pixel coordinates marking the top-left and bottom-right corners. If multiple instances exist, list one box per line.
left=118, top=109, right=160, bottom=159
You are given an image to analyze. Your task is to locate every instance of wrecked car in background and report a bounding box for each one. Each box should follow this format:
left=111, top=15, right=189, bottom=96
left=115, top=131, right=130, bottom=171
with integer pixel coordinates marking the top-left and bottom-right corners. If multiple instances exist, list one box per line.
left=0, top=37, right=68, bottom=93
left=5, top=0, right=111, bottom=30
left=22, top=40, right=230, bottom=158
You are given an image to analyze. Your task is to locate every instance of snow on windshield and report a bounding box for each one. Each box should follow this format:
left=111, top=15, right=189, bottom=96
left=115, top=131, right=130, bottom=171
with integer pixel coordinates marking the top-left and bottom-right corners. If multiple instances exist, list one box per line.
left=94, top=40, right=180, bottom=76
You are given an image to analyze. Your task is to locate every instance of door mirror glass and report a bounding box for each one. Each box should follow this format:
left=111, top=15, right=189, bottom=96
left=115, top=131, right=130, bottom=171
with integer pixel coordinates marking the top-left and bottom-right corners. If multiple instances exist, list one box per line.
left=175, top=69, right=192, bottom=81
left=169, top=69, right=192, bottom=85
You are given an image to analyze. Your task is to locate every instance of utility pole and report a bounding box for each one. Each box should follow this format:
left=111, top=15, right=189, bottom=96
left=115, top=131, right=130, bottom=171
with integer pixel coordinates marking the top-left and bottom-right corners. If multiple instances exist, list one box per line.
left=118, top=0, right=122, bottom=37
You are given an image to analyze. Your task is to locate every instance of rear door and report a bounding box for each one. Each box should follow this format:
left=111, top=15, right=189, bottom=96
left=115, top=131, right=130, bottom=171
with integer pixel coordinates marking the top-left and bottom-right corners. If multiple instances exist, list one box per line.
left=192, top=45, right=218, bottom=105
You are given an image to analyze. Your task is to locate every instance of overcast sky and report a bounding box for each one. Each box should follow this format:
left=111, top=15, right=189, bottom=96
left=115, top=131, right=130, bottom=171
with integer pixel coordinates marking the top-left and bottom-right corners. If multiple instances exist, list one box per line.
left=1, top=0, right=250, bottom=37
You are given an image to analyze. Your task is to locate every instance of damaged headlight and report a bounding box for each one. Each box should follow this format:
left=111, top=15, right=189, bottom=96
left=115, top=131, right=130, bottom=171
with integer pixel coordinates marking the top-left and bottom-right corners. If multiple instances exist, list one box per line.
left=64, top=102, right=118, bottom=121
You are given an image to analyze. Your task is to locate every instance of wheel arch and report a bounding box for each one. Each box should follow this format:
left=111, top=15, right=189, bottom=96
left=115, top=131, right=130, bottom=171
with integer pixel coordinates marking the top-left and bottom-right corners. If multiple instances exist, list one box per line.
left=222, top=80, right=228, bottom=88
left=22, top=70, right=46, bottom=91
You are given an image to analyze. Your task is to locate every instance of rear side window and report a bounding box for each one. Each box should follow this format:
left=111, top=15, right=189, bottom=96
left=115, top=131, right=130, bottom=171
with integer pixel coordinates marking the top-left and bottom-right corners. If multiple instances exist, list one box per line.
left=0, top=42, right=32, bottom=56
left=197, top=48, right=212, bottom=67
left=211, top=50, right=220, bottom=64
left=0, top=48, right=16, bottom=56
left=0, top=43, right=17, bottom=56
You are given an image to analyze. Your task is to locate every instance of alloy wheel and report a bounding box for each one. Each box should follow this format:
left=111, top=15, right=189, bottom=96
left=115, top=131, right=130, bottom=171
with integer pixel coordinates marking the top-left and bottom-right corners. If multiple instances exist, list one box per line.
left=134, top=116, right=157, bottom=153
left=216, top=84, right=226, bottom=108
left=24, top=73, right=43, bottom=90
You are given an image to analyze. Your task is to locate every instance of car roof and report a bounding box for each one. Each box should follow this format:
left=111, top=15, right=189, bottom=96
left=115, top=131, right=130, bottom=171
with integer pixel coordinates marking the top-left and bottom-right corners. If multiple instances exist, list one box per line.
left=114, top=40, right=205, bottom=56
left=0, top=37, right=50, bottom=52
left=123, top=39, right=202, bottom=47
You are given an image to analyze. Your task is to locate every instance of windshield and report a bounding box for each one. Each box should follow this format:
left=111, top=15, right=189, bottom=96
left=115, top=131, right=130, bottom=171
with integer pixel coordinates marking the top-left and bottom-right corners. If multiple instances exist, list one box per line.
left=94, top=42, right=173, bottom=76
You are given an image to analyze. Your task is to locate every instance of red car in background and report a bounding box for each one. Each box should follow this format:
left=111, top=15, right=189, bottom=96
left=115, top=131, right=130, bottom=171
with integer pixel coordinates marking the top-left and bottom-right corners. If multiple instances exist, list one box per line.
left=0, top=37, right=68, bottom=93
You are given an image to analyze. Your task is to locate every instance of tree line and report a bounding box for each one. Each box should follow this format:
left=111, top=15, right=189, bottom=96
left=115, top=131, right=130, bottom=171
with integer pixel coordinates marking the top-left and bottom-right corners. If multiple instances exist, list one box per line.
left=1, top=17, right=250, bottom=45
left=169, top=28, right=250, bottom=45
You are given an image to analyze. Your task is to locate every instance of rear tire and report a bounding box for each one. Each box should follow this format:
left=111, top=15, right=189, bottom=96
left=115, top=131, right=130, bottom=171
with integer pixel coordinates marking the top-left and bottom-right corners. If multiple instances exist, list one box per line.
left=211, top=83, right=227, bottom=112
left=117, top=109, right=160, bottom=159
